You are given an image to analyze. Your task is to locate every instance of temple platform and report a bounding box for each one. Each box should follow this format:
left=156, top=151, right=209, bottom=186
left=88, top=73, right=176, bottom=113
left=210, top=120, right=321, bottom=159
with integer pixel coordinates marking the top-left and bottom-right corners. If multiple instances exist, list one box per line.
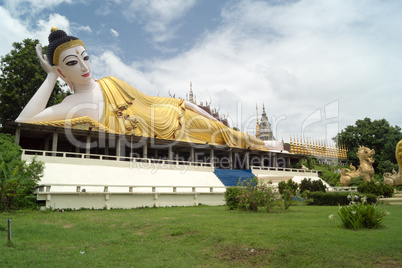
left=5, top=122, right=331, bottom=210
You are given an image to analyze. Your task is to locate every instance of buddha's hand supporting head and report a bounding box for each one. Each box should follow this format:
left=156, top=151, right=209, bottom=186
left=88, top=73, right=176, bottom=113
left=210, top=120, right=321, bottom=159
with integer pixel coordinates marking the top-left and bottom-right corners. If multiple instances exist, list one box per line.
left=35, top=43, right=53, bottom=74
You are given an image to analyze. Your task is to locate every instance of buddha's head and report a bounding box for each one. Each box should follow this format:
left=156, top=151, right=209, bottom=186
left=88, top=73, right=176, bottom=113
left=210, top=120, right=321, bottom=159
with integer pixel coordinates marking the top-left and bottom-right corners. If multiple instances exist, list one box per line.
left=47, top=27, right=93, bottom=92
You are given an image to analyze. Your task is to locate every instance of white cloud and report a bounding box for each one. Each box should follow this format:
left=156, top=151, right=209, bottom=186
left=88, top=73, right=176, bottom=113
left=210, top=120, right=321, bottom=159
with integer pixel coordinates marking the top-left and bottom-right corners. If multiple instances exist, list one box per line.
left=1, top=0, right=401, bottom=143
left=0, top=7, right=30, bottom=56
left=110, top=28, right=119, bottom=37
left=92, top=0, right=402, bottom=142
left=77, top=25, right=92, bottom=33
left=3, top=0, right=73, bottom=17
left=123, top=0, right=196, bottom=43
left=36, top=13, right=72, bottom=45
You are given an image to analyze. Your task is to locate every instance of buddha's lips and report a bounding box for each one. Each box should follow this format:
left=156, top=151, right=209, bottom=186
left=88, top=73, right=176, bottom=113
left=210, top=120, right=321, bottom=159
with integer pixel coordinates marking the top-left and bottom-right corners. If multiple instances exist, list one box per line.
left=82, top=73, right=90, bottom=77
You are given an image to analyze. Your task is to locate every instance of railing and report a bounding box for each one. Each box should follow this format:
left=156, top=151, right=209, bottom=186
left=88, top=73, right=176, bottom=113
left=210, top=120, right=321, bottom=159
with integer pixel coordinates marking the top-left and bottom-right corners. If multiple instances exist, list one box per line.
left=328, top=186, right=358, bottom=192
left=252, top=166, right=319, bottom=174
left=35, top=184, right=226, bottom=193
left=22, top=149, right=213, bottom=168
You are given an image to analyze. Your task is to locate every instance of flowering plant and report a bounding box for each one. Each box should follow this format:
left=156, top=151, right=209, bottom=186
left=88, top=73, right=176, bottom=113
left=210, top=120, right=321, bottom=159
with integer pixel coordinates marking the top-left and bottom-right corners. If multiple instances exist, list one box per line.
left=234, top=177, right=280, bottom=212
left=336, top=193, right=388, bottom=230
left=278, top=179, right=310, bottom=210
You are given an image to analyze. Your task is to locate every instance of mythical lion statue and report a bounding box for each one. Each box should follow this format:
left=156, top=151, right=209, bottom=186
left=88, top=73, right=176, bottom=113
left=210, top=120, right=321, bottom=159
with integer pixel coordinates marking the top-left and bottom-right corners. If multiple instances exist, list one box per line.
left=383, top=140, right=402, bottom=187
left=340, top=146, right=375, bottom=186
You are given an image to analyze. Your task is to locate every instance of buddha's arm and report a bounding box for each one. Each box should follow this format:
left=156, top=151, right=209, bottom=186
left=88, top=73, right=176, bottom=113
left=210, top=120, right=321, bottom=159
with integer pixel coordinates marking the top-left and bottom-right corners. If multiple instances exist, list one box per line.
left=184, top=101, right=219, bottom=122
left=16, top=72, right=60, bottom=122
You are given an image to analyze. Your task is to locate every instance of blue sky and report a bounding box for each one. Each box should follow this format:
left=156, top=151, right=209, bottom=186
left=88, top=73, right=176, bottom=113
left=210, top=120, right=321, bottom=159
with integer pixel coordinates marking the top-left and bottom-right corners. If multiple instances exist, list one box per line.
left=1, top=0, right=402, bottom=143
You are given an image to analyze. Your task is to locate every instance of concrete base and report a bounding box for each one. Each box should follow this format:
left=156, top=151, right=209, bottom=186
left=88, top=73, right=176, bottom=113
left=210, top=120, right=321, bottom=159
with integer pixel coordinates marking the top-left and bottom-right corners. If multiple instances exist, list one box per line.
left=24, top=152, right=226, bottom=210
left=379, top=194, right=402, bottom=205
left=37, top=192, right=225, bottom=210
left=252, top=166, right=331, bottom=187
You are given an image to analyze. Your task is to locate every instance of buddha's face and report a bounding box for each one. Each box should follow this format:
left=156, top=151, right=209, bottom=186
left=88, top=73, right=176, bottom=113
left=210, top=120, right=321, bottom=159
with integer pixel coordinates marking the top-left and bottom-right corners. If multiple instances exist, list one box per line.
left=56, top=45, right=92, bottom=86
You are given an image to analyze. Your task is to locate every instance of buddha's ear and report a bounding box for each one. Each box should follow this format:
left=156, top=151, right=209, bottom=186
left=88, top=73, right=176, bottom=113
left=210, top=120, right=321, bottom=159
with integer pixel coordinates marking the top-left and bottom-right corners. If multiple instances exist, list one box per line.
left=52, top=66, right=75, bottom=94
left=53, top=66, right=65, bottom=78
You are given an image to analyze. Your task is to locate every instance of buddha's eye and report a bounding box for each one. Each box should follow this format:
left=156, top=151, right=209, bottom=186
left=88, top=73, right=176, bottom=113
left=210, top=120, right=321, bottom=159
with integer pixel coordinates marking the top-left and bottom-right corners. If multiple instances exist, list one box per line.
left=83, top=55, right=89, bottom=61
left=66, top=60, right=78, bottom=66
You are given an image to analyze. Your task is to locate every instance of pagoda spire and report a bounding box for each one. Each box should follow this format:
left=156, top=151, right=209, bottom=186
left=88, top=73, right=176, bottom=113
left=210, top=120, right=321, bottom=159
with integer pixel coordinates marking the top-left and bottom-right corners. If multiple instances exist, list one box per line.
left=256, top=104, right=260, bottom=138
left=262, top=103, right=267, bottom=116
left=189, top=81, right=194, bottom=103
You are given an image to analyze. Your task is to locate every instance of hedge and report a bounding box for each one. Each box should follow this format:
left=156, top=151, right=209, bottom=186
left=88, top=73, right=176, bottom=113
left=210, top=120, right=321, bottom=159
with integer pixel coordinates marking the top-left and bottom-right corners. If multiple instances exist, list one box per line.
left=308, top=192, right=377, bottom=206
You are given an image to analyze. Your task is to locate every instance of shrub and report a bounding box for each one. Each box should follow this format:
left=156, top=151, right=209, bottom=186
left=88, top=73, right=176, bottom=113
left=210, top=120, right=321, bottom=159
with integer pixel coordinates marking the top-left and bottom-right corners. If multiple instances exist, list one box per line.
left=278, top=179, right=309, bottom=210
left=337, top=194, right=388, bottom=230
left=357, top=180, right=394, bottom=198
left=236, top=177, right=280, bottom=212
left=0, top=133, right=44, bottom=211
left=278, top=179, right=298, bottom=195
left=224, top=177, right=280, bottom=212
left=300, top=178, right=327, bottom=193
left=224, top=186, right=242, bottom=210
left=308, top=192, right=376, bottom=206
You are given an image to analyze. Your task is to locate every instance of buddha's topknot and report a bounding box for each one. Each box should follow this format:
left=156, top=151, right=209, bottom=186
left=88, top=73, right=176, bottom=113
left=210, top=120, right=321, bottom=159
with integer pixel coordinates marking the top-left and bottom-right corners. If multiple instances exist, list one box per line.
left=46, top=27, right=80, bottom=66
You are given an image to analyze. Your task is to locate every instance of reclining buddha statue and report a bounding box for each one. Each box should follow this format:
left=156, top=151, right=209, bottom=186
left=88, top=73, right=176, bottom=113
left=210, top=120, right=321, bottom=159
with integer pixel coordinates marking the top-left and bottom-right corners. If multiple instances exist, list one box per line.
left=16, top=27, right=266, bottom=150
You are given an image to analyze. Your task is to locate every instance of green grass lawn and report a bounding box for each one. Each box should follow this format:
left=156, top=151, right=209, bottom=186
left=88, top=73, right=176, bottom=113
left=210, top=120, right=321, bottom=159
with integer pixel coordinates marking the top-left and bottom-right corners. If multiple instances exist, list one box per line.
left=1, top=205, right=401, bottom=267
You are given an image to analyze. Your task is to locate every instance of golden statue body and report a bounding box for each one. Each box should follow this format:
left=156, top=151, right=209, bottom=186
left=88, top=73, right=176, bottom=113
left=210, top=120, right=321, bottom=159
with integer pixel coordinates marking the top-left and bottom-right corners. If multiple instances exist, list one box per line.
left=15, top=27, right=266, bottom=151
left=340, top=146, right=375, bottom=186
left=383, top=140, right=402, bottom=187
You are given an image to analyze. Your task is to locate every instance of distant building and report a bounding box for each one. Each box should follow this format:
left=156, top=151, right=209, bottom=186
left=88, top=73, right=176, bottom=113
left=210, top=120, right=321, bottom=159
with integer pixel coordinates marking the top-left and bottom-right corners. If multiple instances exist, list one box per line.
left=256, top=104, right=275, bottom=141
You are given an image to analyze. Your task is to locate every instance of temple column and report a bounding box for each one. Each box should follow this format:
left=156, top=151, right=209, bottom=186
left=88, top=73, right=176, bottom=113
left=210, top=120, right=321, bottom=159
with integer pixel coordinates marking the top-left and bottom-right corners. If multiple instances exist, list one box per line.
left=260, top=154, right=264, bottom=167
left=129, top=136, right=134, bottom=158
left=286, top=157, right=291, bottom=168
left=154, top=149, right=158, bottom=159
left=229, top=150, right=233, bottom=170
left=245, top=152, right=250, bottom=170
left=15, top=125, right=21, bottom=145
left=273, top=154, right=277, bottom=167
left=116, top=136, right=121, bottom=159
left=52, top=132, right=58, bottom=151
left=190, top=147, right=195, bottom=162
left=86, top=135, right=91, bottom=155
left=168, top=146, right=173, bottom=160
left=210, top=148, right=214, bottom=167
left=52, top=132, right=58, bottom=156
left=143, top=141, right=148, bottom=158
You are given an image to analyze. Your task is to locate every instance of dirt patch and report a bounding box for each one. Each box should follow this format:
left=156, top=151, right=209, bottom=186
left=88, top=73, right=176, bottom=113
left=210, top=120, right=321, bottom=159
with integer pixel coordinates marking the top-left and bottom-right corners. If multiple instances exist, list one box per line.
left=217, top=244, right=271, bottom=266
left=375, top=258, right=402, bottom=268
left=63, top=224, right=75, bottom=229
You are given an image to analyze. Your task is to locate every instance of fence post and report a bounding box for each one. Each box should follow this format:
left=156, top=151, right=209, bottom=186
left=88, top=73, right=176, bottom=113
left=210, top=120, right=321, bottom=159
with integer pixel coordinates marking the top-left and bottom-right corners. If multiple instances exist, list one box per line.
left=7, top=218, right=11, bottom=242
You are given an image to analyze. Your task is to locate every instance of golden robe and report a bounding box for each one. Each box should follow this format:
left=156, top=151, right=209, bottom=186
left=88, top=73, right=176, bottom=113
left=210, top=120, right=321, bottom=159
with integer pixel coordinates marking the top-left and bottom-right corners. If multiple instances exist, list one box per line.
left=35, top=76, right=267, bottom=151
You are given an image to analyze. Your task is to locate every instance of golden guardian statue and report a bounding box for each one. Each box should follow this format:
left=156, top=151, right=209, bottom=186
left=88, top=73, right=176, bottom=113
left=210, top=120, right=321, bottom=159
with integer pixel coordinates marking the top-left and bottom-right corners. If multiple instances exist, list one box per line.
left=383, top=140, right=402, bottom=187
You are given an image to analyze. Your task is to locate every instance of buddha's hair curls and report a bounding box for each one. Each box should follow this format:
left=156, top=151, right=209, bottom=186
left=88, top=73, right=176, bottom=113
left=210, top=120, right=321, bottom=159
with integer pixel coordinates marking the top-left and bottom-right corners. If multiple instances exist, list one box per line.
left=46, top=28, right=83, bottom=66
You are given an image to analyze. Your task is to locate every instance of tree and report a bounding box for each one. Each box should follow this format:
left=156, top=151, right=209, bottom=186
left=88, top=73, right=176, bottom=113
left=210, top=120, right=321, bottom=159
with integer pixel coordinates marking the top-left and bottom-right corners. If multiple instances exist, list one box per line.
left=0, top=133, right=44, bottom=211
left=335, top=118, right=402, bottom=175
left=0, top=38, right=67, bottom=127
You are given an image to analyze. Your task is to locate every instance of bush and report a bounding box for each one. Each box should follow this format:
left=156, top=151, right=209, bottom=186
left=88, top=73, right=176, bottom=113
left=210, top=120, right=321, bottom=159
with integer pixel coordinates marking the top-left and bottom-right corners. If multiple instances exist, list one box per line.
left=236, top=177, right=280, bottom=212
left=357, top=180, right=394, bottom=198
left=308, top=192, right=376, bottom=206
left=224, top=186, right=241, bottom=210
left=224, top=177, right=281, bottom=212
left=336, top=194, right=388, bottom=230
left=300, top=178, right=327, bottom=193
left=0, top=133, right=44, bottom=211
left=278, top=179, right=309, bottom=210
left=278, top=179, right=298, bottom=195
